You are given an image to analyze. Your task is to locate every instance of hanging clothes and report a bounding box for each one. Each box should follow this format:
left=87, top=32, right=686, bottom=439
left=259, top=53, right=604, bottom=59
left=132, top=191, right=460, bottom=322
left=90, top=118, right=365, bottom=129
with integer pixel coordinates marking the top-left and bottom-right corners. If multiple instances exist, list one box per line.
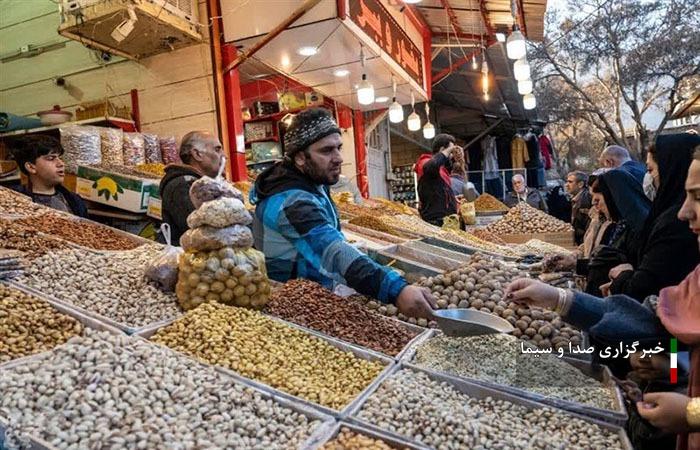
left=538, top=134, right=553, bottom=170
left=481, top=135, right=499, bottom=180
left=467, top=141, right=482, bottom=172
left=510, top=135, right=529, bottom=169
left=524, top=132, right=545, bottom=188
left=496, top=137, right=512, bottom=170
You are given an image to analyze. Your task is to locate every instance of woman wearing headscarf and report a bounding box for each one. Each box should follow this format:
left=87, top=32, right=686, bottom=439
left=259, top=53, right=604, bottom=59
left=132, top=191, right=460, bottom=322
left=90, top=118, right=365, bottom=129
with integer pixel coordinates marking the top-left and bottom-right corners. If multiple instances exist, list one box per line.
left=607, top=133, right=700, bottom=301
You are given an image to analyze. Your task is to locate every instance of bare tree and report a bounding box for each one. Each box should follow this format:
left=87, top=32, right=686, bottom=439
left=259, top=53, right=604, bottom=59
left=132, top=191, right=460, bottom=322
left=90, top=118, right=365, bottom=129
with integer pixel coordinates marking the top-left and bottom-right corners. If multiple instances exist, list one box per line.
left=532, top=0, right=700, bottom=157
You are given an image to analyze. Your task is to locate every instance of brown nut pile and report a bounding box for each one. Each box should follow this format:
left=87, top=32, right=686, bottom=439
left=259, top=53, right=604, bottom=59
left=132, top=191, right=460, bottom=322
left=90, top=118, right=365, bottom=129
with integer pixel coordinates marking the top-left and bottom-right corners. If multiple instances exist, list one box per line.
left=0, top=218, right=70, bottom=259
left=0, top=187, right=46, bottom=216
left=320, top=428, right=408, bottom=450
left=353, top=294, right=437, bottom=328
left=486, top=202, right=573, bottom=234
left=0, top=284, right=83, bottom=363
left=469, top=228, right=507, bottom=245
left=16, top=213, right=143, bottom=250
left=473, top=193, right=509, bottom=212
left=265, top=279, right=419, bottom=356
left=437, top=228, right=521, bottom=257
left=417, top=254, right=583, bottom=350
left=151, top=302, right=385, bottom=409
left=349, top=215, right=412, bottom=238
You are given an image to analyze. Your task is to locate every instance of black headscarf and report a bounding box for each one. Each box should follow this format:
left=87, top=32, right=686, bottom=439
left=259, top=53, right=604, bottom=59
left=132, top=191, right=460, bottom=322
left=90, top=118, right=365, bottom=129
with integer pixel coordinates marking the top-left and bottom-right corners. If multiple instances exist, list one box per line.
left=646, top=133, right=700, bottom=226
left=596, top=169, right=651, bottom=233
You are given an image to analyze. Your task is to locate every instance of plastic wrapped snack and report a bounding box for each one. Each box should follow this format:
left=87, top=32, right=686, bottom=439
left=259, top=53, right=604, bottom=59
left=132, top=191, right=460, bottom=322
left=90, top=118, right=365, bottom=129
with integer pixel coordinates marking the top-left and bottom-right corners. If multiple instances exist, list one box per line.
left=144, top=224, right=183, bottom=292
left=187, top=197, right=251, bottom=229
left=460, top=201, right=477, bottom=225
left=123, top=132, right=146, bottom=166
left=160, top=136, right=179, bottom=164
left=100, top=127, right=124, bottom=165
left=189, top=176, right=244, bottom=208
left=143, top=133, right=162, bottom=164
left=175, top=246, right=271, bottom=310
left=179, top=224, right=253, bottom=251
left=60, top=125, right=102, bottom=173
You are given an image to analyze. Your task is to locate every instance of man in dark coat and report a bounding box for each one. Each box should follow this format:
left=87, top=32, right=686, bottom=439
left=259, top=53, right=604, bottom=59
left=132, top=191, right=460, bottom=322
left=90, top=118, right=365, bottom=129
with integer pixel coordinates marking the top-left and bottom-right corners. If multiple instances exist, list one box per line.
left=414, top=134, right=459, bottom=226
left=598, top=145, right=646, bottom=184
left=566, top=170, right=593, bottom=245
left=159, top=131, right=223, bottom=245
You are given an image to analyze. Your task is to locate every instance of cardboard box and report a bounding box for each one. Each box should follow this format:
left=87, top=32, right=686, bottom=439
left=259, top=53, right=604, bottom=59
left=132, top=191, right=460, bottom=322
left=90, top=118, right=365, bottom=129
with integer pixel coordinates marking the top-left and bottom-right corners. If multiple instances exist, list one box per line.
left=75, top=165, right=157, bottom=213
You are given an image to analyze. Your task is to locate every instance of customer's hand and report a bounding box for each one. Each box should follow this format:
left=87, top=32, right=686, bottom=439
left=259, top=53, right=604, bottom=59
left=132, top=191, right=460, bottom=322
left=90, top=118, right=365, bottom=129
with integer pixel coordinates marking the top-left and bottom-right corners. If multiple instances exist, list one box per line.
left=637, top=392, right=691, bottom=434
left=599, top=281, right=612, bottom=296
left=543, top=253, right=576, bottom=272
left=504, top=278, right=559, bottom=310
left=396, top=286, right=437, bottom=320
left=609, top=263, right=633, bottom=280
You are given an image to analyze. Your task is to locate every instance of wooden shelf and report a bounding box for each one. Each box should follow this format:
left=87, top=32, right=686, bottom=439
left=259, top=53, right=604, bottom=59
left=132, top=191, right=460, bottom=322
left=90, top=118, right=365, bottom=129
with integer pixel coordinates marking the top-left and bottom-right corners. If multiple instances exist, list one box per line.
left=243, top=108, right=305, bottom=123
left=0, top=116, right=136, bottom=138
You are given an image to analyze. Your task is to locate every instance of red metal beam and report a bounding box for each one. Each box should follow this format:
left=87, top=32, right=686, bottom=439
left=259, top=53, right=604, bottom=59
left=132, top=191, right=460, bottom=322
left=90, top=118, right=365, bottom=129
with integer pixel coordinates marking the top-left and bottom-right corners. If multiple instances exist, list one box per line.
left=478, top=0, right=496, bottom=36
left=516, top=0, right=528, bottom=37
left=431, top=48, right=481, bottom=85
left=404, top=4, right=431, bottom=32
left=352, top=110, right=369, bottom=199
left=129, top=89, right=140, bottom=132
left=432, top=31, right=483, bottom=42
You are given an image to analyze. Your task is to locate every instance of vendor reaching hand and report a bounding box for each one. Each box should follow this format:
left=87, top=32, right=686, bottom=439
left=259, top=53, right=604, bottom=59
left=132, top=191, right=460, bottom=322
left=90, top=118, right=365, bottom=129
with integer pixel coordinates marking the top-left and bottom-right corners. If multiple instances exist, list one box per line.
left=251, top=108, right=435, bottom=319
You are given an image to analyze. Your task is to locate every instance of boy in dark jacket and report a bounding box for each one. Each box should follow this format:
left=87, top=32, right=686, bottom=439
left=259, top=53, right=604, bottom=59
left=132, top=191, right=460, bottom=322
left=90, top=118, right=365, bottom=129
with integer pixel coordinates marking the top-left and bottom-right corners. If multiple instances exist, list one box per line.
left=159, top=131, right=223, bottom=245
left=414, top=133, right=459, bottom=226
left=11, top=135, right=87, bottom=217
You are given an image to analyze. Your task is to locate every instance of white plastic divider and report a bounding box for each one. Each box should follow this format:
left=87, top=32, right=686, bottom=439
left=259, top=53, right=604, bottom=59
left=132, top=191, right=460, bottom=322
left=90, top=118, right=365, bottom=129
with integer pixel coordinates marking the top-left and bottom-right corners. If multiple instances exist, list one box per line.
left=345, top=363, right=634, bottom=450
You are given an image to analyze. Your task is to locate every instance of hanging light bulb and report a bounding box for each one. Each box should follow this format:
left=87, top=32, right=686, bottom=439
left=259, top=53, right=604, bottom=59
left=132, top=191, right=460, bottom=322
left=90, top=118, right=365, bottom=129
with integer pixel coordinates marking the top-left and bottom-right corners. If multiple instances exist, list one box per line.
left=471, top=53, right=479, bottom=70
left=356, top=46, right=374, bottom=105
left=513, top=57, right=530, bottom=81
left=506, top=26, right=527, bottom=60
left=518, top=78, right=533, bottom=95
left=523, top=93, right=537, bottom=110
left=388, top=77, right=404, bottom=123
left=407, top=92, right=421, bottom=131
left=481, top=55, right=489, bottom=101
left=422, top=103, right=435, bottom=139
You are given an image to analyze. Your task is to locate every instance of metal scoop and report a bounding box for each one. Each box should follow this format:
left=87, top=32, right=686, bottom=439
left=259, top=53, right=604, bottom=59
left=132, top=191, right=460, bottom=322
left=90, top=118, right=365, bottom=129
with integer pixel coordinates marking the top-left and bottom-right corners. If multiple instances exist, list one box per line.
left=431, top=309, right=514, bottom=337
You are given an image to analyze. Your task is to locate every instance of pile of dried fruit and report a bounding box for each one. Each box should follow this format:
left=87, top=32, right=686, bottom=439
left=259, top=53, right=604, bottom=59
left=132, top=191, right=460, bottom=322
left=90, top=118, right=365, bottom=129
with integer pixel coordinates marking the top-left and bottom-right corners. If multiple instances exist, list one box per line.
left=438, top=228, right=521, bottom=257
left=417, top=253, right=583, bottom=350
left=349, top=215, right=413, bottom=238
left=135, top=162, right=165, bottom=177
left=0, top=218, right=70, bottom=259
left=486, top=202, right=573, bottom=234
left=469, top=228, right=507, bottom=245
left=16, top=213, right=144, bottom=250
left=515, top=239, right=572, bottom=256
left=265, top=279, right=419, bottom=356
left=320, top=428, right=405, bottom=450
left=151, top=302, right=385, bottom=409
left=0, top=187, right=45, bottom=216
left=473, top=193, right=509, bottom=212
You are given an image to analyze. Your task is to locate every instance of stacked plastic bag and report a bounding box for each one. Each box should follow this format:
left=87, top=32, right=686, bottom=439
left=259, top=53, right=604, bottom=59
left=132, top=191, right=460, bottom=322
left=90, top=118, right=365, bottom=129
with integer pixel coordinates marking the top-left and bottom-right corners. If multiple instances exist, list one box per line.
left=175, top=162, right=271, bottom=310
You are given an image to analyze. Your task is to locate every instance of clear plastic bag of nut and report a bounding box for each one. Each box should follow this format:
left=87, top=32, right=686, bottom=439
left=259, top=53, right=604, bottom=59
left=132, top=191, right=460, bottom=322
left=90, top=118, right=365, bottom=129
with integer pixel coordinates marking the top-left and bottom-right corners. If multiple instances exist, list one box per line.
left=175, top=246, right=271, bottom=310
left=144, top=223, right=183, bottom=292
left=189, top=156, right=245, bottom=208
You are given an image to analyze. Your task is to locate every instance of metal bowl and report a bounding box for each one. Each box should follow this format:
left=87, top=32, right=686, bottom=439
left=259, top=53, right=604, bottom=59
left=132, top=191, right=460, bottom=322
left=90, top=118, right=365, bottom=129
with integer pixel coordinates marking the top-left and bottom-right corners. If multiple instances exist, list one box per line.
left=431, top=309, right=514, bottom=337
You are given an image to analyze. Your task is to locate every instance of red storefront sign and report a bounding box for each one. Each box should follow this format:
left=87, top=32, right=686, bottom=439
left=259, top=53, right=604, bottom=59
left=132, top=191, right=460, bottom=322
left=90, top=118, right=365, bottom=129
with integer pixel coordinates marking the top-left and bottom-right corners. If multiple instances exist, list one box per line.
left=349, top=0, right=424, bottom=87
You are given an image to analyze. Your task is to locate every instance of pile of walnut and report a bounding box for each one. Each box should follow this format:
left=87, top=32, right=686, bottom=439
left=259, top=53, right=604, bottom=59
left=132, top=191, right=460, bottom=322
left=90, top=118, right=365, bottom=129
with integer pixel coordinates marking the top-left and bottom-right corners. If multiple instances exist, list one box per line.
left=486, top=202, right=573, bottom=234
left=417, top=254, right=583, bottom=350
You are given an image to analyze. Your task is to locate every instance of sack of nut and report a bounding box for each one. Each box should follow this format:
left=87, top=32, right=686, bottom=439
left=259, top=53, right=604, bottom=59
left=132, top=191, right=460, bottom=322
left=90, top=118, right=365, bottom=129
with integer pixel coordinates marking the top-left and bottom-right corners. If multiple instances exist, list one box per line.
left=175, top=160, right=271, bottom=310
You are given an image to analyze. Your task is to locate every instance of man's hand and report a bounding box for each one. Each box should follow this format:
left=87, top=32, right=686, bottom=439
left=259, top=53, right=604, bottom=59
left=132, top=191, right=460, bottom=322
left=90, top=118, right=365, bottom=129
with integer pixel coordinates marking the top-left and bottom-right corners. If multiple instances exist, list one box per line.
left=637, top=392, right=691, bottom=434
left=504, top=278, right=559, bottom=310
left=609, top=263, right=633, bottom=280
left=396, top=285, right=437, bottom=320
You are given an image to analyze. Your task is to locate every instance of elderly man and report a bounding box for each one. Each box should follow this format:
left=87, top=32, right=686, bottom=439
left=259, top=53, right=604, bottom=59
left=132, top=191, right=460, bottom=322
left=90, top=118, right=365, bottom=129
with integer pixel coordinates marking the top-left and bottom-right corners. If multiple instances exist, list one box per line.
left=251, top=108, right=436, bottom=319
left=504, top=174, right=548, bottom=212
left=565, top=171, right=592, bottom=245
left=159, top=131, right=223, bottom=244
left=598, top=145, right=646, bottom=183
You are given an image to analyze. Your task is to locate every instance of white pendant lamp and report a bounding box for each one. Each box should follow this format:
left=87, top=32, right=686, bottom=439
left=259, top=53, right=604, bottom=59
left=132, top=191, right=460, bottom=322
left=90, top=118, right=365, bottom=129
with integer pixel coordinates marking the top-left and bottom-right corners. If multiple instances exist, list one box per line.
left=481, top=56, right=489, bottom=101
left=356, top=46, right=374, bottom=105
left=518, top=78, right=533, bottom=95
left=523, top=93, right=537, bottom=110
left=422, top=103, right=435, bottom=139
left=388, top=77, right=404, bottom=123
left=506, top=26, right=527, bottom=60
left=407, top=92, right=421, bottom=131
left=513, top=57, right=530, bottom=81
left=471, top=53, right=479, bottom=70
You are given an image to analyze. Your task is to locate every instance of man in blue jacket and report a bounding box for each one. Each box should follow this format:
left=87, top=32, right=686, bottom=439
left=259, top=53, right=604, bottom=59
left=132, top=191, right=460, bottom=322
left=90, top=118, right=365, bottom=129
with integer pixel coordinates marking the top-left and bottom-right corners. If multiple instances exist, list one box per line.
left=251, top=108, right=436, bottom=319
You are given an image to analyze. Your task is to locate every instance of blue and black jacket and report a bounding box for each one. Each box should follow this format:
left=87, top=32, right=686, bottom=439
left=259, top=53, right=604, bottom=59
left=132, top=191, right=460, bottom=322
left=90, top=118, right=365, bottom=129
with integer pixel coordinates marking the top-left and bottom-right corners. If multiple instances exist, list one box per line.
left=250, top=162, right=407, bottom=304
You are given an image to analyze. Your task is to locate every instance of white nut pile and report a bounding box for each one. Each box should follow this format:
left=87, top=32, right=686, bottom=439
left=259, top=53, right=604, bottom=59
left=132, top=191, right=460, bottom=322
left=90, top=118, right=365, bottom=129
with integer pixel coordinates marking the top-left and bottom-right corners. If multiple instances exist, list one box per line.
left=486, top=202, right=573, bottom=235
left=357, top=369, right=624, bottom=450
left=0, top=330, right=322, bottom=450
left=413, top=334, right=616, bottom=410
left=19, top=246, right=182, bottom=328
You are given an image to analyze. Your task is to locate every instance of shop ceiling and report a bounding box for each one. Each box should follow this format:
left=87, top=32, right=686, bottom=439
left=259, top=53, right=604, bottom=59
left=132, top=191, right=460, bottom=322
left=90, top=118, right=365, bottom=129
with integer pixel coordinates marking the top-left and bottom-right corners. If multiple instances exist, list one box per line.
left=233, top=0, right=547, bottom=139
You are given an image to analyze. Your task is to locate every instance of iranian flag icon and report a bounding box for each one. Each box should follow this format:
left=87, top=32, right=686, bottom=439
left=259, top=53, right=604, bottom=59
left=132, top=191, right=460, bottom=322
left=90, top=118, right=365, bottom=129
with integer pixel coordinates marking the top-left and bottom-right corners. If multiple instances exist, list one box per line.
left=670, top=338, right=678, bottom=384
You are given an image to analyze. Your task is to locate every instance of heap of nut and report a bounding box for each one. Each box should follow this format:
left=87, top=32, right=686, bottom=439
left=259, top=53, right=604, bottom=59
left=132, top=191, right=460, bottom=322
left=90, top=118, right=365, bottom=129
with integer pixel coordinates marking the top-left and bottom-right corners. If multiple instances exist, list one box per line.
left=473, top=193, right=509, bottom=212
left=320, top=428, right=408, bottom=450
left=356, top=368, right=624, bottom=449
left=469, top=228, right=507, bottom=245
left=0, top=330, right=322, bottom=449
left=514, top=239, right=572, bottom=256
left=265, top=279, right=419, bottom=356
left=19, top=246, right=182, bottom=328
left=0, top=284, right=83, bottom=363
left=0, top=186, right=45, bottom=216
left=0, top=218, right=70, bottom=259
left=437, top=228, right=521, bottom=258
left=176, top=175, right=271, bottom=310
left=486, top=202, right=573, bottom=235
left=151, top=302, right=385, bottom=409
left=16, top=213, right=143, bottom=250
left=416, top=254, right=583, bottom=350
left=413, top=334, right=616, bottom=410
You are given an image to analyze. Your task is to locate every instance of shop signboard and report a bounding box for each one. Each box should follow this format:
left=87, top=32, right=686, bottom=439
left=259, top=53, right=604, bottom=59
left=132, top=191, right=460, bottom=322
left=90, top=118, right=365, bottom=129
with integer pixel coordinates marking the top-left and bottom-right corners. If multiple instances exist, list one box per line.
left=75, top=165, right=157, bottom=213
left=348, top=0, right=424, bottom=87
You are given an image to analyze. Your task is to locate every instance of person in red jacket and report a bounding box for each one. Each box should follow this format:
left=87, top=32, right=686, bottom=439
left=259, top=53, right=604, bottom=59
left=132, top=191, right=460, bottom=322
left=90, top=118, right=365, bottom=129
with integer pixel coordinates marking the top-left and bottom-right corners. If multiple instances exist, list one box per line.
left=414, top=133, right=459, bottom=226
